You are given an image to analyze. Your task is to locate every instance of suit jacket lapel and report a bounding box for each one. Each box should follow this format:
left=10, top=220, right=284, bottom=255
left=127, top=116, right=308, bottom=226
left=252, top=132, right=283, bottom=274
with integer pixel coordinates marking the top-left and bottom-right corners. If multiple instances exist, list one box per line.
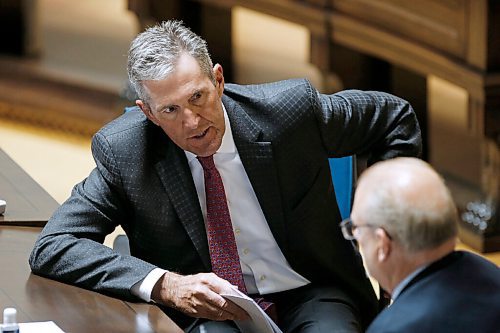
left=223, top=96, right=288, bottom=252
left=152, top=133, right=211, bottom=270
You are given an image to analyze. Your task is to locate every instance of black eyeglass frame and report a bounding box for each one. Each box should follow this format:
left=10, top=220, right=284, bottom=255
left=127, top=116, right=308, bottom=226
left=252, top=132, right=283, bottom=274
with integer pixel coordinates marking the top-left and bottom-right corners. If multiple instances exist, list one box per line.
left=340, top=217, right=392, bottom=241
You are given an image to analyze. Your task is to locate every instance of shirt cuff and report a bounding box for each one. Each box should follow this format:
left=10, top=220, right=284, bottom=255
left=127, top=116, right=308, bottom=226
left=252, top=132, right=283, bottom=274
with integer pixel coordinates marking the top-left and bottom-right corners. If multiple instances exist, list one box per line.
left=131, top=268, right=167, bottom=302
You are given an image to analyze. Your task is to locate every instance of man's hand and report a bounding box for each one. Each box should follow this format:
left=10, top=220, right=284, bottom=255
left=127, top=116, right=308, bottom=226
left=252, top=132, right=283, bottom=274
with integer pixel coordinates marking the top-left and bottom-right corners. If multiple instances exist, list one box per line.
left=151, top=272, right=249, bottom=321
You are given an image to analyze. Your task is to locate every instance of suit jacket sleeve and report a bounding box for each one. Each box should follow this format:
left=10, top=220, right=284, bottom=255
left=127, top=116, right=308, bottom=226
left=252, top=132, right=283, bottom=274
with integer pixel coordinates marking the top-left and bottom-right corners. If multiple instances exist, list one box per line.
left=29, top=131, right=156, bottom=301
left=316, top=89, right=422, bottom=164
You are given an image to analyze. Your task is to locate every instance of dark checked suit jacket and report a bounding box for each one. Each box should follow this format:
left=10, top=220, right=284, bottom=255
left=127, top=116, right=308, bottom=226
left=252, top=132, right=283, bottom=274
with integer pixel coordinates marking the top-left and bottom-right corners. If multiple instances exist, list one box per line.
left=367, top=251, right=500, bottom=333
left=30, top=79, right=421, bottom=328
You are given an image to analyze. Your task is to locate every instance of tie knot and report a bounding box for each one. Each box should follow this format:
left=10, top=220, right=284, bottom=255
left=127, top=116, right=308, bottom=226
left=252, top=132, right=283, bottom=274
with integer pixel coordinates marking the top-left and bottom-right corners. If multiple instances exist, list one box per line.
left=197, top=155, right=216, bottom=171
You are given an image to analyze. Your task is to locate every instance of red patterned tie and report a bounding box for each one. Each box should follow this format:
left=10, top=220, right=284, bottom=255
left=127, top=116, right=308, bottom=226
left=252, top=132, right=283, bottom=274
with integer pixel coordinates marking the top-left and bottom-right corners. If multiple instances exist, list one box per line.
left=197, top=155, right=247, bottom=292
left=198, top=155, right=277, bottom=322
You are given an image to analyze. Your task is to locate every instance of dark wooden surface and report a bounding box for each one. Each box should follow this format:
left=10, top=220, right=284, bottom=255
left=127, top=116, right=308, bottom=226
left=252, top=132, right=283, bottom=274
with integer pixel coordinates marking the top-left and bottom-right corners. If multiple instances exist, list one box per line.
left=0, top=226, right=183, bottom=333
left=0, top=148, right=59, bottom=226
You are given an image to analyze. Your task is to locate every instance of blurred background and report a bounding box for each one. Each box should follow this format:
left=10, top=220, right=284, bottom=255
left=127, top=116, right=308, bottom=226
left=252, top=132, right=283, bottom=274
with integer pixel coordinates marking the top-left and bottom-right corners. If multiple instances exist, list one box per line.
left=0, top=0, right=499, bottom=253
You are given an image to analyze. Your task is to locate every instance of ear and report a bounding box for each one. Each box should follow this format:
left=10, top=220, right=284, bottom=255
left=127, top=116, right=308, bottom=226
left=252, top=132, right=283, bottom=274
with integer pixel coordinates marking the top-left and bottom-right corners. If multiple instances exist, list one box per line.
left=375, top=228, right=392, bottom=262
left=136, top=99, right=159, bottom=126
left=213, top=63, right=225, bottom=97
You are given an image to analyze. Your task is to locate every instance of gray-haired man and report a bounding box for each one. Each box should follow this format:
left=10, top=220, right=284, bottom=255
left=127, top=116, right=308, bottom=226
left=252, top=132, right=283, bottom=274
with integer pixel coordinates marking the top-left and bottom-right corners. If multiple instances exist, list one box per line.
left=30, top=21, right=421, bottom=332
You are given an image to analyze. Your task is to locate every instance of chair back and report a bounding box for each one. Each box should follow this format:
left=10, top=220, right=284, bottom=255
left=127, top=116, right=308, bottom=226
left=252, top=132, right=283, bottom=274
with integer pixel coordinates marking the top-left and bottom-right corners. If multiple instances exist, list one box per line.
left=329, top=156, right=355, bottom=220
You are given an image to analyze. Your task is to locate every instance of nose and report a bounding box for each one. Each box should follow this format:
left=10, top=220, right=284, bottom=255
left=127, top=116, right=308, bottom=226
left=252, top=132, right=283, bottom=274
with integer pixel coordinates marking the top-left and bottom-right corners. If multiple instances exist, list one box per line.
left=182, top=107, right=200, bottom=129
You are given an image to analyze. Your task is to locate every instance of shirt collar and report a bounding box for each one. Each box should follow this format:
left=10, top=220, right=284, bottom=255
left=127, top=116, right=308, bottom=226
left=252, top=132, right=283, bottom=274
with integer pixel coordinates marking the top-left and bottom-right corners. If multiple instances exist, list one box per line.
left=391, top=264, right=427, bottom=300
left=185, top=103, right=235, bottom=163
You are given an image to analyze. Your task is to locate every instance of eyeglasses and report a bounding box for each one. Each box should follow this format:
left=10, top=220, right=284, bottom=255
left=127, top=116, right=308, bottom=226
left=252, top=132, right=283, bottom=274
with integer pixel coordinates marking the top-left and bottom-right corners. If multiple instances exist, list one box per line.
left=340, top=218, right=391, bottom=241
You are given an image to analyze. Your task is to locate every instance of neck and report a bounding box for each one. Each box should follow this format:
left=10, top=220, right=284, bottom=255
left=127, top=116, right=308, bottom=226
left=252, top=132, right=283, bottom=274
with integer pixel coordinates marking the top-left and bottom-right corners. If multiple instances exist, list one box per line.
left=386, top=237, right=456, bottom=295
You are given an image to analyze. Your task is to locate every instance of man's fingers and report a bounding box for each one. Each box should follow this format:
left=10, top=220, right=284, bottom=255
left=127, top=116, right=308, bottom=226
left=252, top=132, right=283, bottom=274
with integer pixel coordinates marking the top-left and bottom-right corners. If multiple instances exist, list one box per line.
left=158, top=272, right=249, bottom=321
left=176, top=285, right=241, bottom=321
left=196, top=300, right=237, bottom=321
left=208, top=305, right=247, bottom=322
left=216, top=297, right=249, bottom=321
left=200, top=291, right=247, bottom=321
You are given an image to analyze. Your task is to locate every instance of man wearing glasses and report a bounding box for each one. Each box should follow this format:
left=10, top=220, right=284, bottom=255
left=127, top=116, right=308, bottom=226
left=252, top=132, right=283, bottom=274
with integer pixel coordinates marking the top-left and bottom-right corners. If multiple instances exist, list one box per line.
left=341, top=157, right=500, bottom=333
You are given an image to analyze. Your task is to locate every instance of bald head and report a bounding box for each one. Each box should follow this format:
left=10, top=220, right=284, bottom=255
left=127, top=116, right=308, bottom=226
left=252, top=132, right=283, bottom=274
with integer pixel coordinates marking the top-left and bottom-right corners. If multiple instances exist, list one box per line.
left=352, top=157, right=458, bottom=252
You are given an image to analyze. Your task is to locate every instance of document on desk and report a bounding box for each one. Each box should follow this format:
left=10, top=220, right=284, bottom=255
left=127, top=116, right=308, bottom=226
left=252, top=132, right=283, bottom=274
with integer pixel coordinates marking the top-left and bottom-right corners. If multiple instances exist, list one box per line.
left=19, top=321, right=65, bottom=332
left=221, top=289, right=282, bottom=333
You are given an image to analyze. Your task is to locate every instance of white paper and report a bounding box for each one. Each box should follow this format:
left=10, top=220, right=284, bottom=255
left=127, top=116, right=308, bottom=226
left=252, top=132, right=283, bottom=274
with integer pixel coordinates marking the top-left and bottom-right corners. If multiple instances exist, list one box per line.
left=19, top=321, right=65, bottom=333
left=0, top=199, right=6, bottom=215
left=221, top=289, right=282, bottom=333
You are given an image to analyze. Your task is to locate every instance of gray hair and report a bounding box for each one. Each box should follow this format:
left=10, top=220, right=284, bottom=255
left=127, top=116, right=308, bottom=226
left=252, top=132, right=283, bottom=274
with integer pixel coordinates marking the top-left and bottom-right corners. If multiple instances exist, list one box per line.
left=127, top=20, right=214, bottom=103
left=363, top=160, right=458, bottom=252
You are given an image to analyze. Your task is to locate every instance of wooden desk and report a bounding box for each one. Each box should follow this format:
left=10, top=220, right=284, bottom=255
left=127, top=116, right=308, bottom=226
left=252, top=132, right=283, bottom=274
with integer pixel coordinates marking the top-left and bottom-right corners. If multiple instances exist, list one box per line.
left=0, top=148, right=59, bottom=226
left=0, top=226, right=182, bottom=332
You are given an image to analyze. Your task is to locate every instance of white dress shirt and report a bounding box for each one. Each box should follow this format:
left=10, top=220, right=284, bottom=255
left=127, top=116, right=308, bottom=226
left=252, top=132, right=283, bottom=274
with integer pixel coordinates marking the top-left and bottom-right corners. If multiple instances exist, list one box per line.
left=132, top=105, right=309, bottom=301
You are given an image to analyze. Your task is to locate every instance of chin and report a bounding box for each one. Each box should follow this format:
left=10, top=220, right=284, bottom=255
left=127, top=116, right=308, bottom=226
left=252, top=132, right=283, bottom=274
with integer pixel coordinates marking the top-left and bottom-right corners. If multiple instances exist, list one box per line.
left=207, top=139, right=223, bottom=155
left=196, top=151, right=214, bottom=157
left=189, top=135, right=223, bottom=156
left=194, top=146, right=218, bottom=157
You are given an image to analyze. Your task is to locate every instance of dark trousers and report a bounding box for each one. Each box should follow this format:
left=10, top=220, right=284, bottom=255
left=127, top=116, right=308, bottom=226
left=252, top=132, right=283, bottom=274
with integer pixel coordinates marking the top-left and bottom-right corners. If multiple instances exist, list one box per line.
left=187, top=284, right=363, bottom=333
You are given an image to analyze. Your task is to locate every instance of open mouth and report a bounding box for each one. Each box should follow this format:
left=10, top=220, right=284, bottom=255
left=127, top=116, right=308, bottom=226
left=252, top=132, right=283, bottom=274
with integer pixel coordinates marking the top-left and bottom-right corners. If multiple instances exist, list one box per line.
left=192, top=127, right=209, bottom=139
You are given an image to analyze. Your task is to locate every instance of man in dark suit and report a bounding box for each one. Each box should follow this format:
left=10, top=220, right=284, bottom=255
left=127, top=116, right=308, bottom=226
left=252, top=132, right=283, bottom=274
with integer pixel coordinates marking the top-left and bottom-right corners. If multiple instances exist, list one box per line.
left=30, top=20, right=421, bottom=332
left=346, top=157, right=500, bottom=333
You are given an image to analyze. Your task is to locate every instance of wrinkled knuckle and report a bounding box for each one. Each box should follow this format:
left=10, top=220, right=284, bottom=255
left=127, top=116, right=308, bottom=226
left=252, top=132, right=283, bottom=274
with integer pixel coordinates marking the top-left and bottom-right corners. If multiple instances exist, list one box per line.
left=188, top=307, right=200, bottom=315
left=191, top=284, right=206, bottom=296
left=199, top=274, right=213, bottom=285
left=182, top=302, right=201, bottom=317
